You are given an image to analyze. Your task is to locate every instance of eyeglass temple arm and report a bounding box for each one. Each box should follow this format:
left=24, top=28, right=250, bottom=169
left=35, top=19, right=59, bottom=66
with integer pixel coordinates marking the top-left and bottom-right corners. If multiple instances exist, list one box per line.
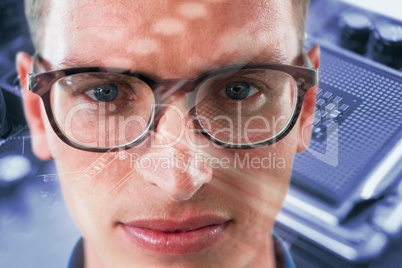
left=26, top=54, right=58, bottom=94
left=301, top=52, right=319, bottom=90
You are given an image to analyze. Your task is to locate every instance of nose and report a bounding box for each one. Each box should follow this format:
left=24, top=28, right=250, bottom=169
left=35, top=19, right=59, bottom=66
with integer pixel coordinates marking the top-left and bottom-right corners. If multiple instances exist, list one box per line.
left=140, top=91, right=213, bottom=201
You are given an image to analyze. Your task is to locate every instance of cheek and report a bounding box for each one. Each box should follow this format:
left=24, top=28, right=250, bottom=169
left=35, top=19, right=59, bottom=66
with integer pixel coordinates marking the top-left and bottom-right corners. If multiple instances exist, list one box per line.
left=53, top=147, right=144, bottom=239
left=204, top=138, right=297, bottom=252
left=42, top=111, right=136, bottom=228
left=209, top=133, right=298, bottom=219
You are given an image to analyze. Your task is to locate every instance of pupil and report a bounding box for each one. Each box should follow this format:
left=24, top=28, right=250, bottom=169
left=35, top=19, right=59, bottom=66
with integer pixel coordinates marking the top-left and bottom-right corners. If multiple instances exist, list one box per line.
left=94, top=84, right=118, bottom=102
left=225, top=81, right=250, bottom=100
left=233, top=86, right=242, bottom=93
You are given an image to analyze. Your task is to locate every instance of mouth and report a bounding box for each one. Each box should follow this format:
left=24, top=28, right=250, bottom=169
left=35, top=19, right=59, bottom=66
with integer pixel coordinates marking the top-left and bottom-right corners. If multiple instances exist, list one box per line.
left=119, top=216, right=231, bottom=255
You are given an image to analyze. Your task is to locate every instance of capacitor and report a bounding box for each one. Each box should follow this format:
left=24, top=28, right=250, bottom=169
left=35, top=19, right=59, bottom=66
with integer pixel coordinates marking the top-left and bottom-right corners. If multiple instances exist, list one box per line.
left=339, top=11, right=373, bottom=55
left=371, top=22, right=402, bottom=69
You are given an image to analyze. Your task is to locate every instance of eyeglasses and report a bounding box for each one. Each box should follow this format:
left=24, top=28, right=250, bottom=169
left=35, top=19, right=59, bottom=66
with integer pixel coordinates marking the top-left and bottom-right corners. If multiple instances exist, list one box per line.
left=27, top=55, right=318, bottom=152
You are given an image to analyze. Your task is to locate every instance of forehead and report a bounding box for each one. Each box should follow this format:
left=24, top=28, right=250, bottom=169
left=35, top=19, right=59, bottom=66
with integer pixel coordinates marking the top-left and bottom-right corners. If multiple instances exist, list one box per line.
left=43, top=0, right=299, bottom=79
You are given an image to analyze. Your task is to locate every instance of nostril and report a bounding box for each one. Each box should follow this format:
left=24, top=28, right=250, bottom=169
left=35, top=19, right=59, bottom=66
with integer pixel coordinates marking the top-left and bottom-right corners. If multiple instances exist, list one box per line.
left=137, top=147, right=213, bottom=201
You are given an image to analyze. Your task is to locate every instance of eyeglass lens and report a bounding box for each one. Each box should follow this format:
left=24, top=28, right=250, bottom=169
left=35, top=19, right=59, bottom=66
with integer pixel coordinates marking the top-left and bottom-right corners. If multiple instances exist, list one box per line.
left=50, top=69, right=297, bottom=148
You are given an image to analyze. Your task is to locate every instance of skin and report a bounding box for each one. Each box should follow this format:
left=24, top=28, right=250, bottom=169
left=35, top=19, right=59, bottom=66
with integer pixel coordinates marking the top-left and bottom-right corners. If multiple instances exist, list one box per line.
left=18, top=0, right=319, bottom=267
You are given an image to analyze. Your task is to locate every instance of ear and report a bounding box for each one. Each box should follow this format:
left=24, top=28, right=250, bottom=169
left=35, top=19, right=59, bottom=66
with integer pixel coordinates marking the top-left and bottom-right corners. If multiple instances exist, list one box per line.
left=297, top=45, right=320, bottom=153
left=17, top=52, right=53, bottom=160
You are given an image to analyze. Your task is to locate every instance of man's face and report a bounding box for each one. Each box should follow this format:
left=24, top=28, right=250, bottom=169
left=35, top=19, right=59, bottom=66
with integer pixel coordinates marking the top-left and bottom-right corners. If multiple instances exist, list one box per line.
left=21, top=0, right=315, bottom=267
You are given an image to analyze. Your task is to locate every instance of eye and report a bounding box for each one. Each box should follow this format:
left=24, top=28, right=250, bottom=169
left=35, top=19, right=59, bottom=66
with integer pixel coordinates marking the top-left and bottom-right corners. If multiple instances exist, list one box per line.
left=223, top=81, right=259, bottom=100
left=86, top=83, right=119, bottom=102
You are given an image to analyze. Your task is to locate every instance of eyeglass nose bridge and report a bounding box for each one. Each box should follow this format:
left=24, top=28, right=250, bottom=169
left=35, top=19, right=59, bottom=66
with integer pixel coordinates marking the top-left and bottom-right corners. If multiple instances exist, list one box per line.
left=151, top=78, right=198, bottom=96
left=149, top=79, right=203, bottom=132
left=150, top=79, right=200, bottom=114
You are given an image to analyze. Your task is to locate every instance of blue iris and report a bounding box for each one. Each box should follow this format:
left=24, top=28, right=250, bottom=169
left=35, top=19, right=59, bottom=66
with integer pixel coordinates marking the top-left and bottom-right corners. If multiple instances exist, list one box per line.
left=93, top=84, right=118, bottom=102
left=225, top=81, right=250, bottom=100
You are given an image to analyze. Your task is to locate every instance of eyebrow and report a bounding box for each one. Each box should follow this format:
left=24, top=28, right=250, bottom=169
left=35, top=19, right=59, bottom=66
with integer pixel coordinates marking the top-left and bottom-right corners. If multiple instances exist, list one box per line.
left=53, top=50, right=292, bottom=79
left=221, top=52, right=291, bottom=66
left=55, top=56, right=102, bottom=69
left=56, top=45, right=291, bottom=66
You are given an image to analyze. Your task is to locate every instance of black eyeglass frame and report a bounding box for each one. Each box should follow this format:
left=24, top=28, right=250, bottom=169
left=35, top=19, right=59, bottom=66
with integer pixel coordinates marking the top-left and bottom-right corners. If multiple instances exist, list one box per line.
left=27, top=55, right=319, bottom=152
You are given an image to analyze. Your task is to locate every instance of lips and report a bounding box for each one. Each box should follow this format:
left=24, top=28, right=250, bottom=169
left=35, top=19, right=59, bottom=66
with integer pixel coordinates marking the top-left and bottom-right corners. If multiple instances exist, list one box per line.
left=119, top=216, right=230, bottom=255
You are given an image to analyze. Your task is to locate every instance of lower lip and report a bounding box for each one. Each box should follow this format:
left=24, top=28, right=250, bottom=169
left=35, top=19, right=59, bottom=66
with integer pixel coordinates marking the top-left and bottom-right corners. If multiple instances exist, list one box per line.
left=120, top=222, right=228, bottom=255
